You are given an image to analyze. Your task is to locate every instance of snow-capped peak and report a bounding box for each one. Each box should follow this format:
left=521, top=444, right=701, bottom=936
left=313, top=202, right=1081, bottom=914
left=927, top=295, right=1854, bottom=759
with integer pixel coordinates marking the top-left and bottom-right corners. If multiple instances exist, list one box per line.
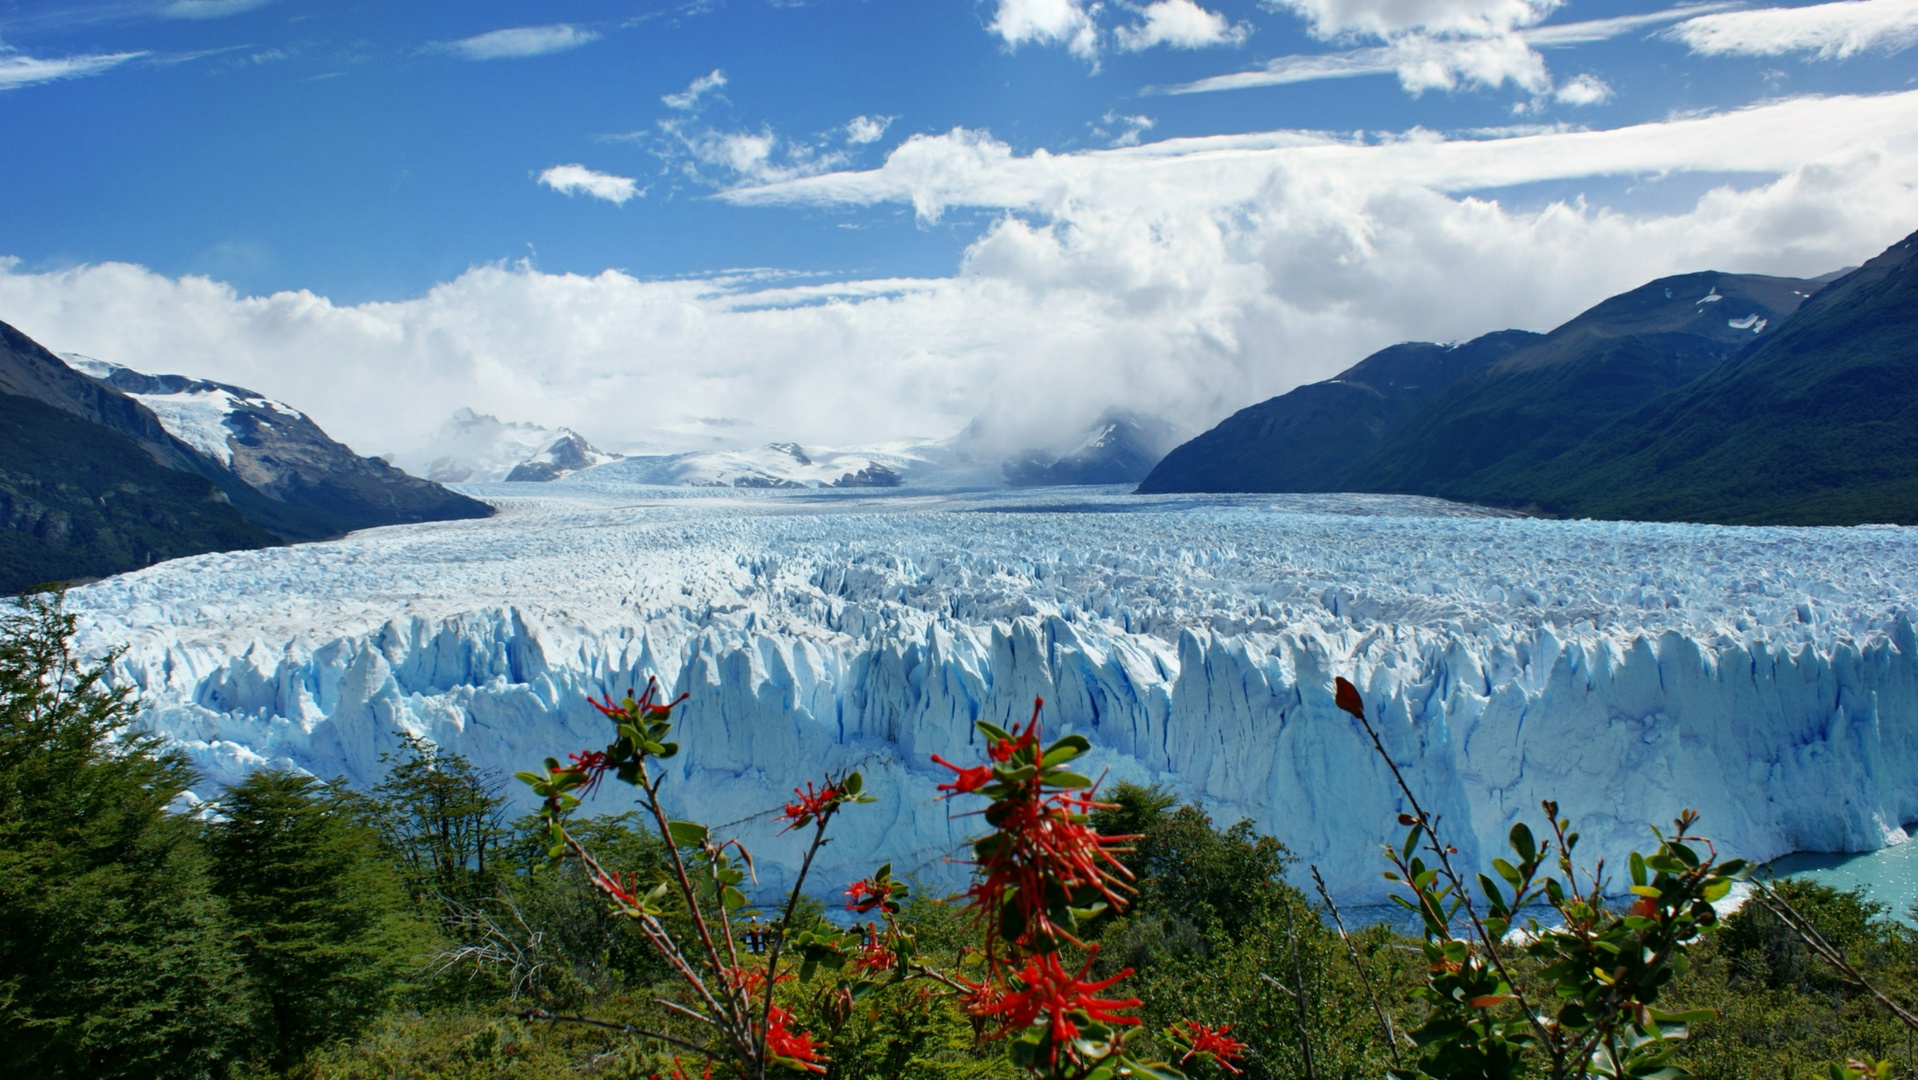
left=60, top=353, right=306, bottom=466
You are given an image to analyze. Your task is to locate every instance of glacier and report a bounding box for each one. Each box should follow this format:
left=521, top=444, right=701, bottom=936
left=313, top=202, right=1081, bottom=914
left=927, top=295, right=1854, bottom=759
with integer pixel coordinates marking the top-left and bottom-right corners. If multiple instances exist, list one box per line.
left=65, top=482, right=1918, bottom=906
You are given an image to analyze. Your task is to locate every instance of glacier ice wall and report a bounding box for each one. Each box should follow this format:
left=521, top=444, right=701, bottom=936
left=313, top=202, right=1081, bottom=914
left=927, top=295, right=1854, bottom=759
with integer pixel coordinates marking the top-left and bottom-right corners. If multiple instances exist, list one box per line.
left=69, top=486, right=1918, bottom=903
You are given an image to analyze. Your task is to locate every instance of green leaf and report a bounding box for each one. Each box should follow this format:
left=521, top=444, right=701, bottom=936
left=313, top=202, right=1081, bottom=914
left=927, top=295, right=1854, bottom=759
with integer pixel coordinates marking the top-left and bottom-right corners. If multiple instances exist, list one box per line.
left=976, top=721, right=1013, bottom=743
left=1702, top=879, right=1732, bottom=903
left=1510, top=822, right=1536, bottom=861
left=1048, top=771, right=1094, bottom=789
left=843, top=771, right=863, bottom=795
left=1648, top=1008, right=1718, bottom=1025
left=667, top=820, right=709, bottom=847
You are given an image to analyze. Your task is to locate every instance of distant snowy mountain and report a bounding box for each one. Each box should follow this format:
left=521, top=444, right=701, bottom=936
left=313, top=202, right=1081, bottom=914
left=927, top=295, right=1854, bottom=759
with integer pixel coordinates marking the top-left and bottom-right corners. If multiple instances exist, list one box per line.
left=583, top=441, right=935, bottom=489
left=1003, top=411, right=1182, bottom=487
left=505, top=430, right=622, bottom=482
left=393, top=408, right=613, bottom=484
left=67, top=356, right=491, bottom=537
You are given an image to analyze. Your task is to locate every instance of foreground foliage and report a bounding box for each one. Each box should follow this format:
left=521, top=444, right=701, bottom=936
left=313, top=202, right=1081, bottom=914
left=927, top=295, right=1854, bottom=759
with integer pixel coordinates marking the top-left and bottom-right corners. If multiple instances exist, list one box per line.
left=8, top=594, right=1918, bottom=1079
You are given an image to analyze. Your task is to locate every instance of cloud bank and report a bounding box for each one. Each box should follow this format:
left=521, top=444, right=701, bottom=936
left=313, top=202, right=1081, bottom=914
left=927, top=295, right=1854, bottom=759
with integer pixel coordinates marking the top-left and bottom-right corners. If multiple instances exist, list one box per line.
left=1, top=93, right=1913, bottom=459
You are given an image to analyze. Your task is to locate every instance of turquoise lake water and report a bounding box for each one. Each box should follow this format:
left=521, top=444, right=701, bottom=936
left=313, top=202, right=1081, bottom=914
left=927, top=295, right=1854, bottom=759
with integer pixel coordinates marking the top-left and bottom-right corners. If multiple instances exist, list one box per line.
left=1771, top=841, right=1918, bottom=925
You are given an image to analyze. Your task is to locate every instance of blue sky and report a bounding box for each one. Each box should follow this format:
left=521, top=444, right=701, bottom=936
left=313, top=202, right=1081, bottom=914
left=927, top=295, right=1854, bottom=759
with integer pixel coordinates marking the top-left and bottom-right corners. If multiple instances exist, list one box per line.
left=1, top=0, right=1916, bottom=455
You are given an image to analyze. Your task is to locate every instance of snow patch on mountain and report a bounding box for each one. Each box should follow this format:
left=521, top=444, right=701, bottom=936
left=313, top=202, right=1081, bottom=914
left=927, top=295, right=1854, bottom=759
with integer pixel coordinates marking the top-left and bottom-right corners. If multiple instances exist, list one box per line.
left=393, top=409, right=574, bottom=483
left=61, top=353, right=305, bottom=467
left=66, top=485, right=1918, bottom=904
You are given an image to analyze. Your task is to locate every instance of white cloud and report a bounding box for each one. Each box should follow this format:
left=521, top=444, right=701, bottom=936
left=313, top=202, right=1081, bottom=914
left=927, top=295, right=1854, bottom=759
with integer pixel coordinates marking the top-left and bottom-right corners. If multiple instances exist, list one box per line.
left=845, top=115, right=895, bottom=145
left=445, top=25, right=599, bottom=61
left=1094, top=111, right=1157, bottom=146
left=163, top=0, right=276, bottom=18
left=3, top=93, right=1914, bottom=458
left=538, top=164, right=640, bottom=205
left=1552, top=72, right=1612, bottom=105
left=1670, top=0, right=1918, bottom=59
left=1183, top=2, right=1721, bottom=98
left=989, top=0, right=1102, bottom=60
left=663, top=69, right=727, bottom=110
left=0, top=48, right=145, bottom=90
left=1262, top=0, right=1559, bottom=39
left=1116, top=0, right=1251, bottom=50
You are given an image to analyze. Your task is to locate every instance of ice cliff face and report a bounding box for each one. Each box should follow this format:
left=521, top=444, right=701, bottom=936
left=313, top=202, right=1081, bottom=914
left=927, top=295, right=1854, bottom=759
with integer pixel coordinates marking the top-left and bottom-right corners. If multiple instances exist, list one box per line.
left=66, top=486, right=1918, bottom=904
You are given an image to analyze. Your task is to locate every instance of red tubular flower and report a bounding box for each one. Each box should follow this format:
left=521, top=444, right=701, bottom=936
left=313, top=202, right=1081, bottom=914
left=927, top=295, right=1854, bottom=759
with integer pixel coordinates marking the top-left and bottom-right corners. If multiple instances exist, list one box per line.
left=779, top=780, right=845, bottom=832
left=973, top=950, right=1140, bottom=1058
left=848, top=922, right=893, bottom=977
left=930, top=754, right=993, bottom=796
left=844, top=877, right=885, bottom=913
left=559, top=749, right=610, bottom=796
left=764, top=1005, right=827, bottom=1073
left=1176, top=1021, right=1248, bottom=1075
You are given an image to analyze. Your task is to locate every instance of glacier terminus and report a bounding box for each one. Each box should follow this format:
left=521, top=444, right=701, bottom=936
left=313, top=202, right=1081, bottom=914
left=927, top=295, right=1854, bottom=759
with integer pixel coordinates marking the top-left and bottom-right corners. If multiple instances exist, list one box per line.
left=66, top=481, right=1918, bottom=906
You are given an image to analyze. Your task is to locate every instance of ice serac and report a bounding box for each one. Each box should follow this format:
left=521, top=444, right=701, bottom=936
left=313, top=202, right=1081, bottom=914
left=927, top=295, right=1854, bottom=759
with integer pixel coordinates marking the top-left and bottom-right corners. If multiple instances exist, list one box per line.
left=71, top=489, right=1918, bottom=905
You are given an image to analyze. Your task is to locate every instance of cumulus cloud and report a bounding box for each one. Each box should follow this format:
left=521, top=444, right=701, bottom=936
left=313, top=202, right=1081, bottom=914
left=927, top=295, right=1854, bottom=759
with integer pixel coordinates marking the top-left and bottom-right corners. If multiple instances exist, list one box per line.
left=1552, top=72, right=1612, bottom=105
left=0, top=48, right=145, bottom=90
left=1115, top=0, right=1252, bottom=50
left=845, top=115, right=895, bottom=145
left=445, top=25, right=599, bottom=61
left=1669, top=0, right=1918, bottom=59
left=663, top=69, right=727, bottom=110
left=3, top=93, right=1914, bottom=457
left=989, top=0, right=1102, bottom=59
left=538, top=164, right=640, bottom=204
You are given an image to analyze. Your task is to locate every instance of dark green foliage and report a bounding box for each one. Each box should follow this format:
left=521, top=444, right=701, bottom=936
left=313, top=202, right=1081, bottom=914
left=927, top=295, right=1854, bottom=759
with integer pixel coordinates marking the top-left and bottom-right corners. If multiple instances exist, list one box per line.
left=0, top=392, right=279, bottom=594
left=206, top=769, right=433, bottom=1069
left=363, top=733, right=512, bottom=910
left=0, top=594, right=257, bottom=1079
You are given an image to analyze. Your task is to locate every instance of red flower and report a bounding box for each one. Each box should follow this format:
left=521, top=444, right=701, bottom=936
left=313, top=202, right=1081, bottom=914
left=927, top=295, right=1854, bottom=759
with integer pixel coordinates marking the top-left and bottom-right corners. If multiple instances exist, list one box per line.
left=845, top=877, right=886, bottom=913
left=930, top=754, right=993, bottom=796
left=1175, top=1021, right=1248, bottom=1075
left=972, top=950, right=1140, bottom=1060
left=780, top=780, right=845, bottom=832
left=1334, top=676, right=1366, bottom=720
left=558, top=749, right=610, bottom=796
left=764, top=1005, right=827, bottom=1073
left=848, top=922, right=893, bottom=977
left=1631, top=894, right=1658, bottom=919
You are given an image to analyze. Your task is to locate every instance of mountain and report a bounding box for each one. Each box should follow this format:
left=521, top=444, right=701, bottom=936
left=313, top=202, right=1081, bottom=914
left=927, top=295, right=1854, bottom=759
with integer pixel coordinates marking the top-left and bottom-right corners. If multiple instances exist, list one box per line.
left=504, top=431, right=622, bottom=482
left=1135, top=330, right=1541, bottom=494
left=0, top=324, right=281, bottom=592
left=1004, top=412, right=1181, bottom=487
left=1489, top=228, right=1918, bottom=524
left=72, top=359, right=492, bottom=537
left=395, top=409, right=621, bottom=484
left=1346, top=271, right=1818, bottom=503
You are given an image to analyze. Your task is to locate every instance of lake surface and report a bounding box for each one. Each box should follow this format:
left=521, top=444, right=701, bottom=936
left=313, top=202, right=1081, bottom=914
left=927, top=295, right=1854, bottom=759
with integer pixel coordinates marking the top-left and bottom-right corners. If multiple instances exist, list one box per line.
left=1772, top=841, right=1918, bottom=924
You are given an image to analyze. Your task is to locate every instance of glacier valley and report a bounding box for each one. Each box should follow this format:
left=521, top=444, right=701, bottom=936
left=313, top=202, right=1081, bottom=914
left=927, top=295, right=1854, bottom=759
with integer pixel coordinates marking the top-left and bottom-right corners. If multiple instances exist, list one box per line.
left=66, top=482, right=1918, bottom=905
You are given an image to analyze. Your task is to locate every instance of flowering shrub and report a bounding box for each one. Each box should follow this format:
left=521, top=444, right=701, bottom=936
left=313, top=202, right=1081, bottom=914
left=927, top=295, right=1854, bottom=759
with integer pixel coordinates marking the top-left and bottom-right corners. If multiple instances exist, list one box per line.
left=517, top=684, right=1242, bottom=1079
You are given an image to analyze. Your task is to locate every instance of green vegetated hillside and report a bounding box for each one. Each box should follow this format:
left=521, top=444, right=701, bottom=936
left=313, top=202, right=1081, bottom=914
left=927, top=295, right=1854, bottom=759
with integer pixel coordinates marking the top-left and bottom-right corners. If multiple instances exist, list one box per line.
left=1349, top=271, right=1816, bottom=501
left=1138, top=226, right=1918, bottom=526
left=1136, top=330, right=1542, bottom=494
left=0, top=393, right=278, bottom=593
left=1493, top=230, right=1918, bottom=525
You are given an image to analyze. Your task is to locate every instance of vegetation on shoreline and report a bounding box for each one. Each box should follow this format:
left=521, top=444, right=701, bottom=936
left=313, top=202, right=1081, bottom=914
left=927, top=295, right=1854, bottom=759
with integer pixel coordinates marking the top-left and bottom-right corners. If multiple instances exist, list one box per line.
left=5, top=593, right=1918, bottom=1078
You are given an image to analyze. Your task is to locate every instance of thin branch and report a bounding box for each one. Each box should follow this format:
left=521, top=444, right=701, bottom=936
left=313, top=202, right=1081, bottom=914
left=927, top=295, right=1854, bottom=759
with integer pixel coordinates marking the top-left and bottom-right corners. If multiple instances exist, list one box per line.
left=517, top=1008, right=712, bottom=1057
left=1312, top=864, right=1404, bottom=1068
left=1344, top=688, right=1560, bottom=1068
left=1754, top=879, right=1918, bottom=1031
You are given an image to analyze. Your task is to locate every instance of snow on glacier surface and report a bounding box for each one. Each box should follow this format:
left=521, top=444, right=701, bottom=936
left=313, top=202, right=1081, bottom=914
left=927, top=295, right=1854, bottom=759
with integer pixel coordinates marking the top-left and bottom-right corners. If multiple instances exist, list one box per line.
left=66, top=484, right=1918, bottom=904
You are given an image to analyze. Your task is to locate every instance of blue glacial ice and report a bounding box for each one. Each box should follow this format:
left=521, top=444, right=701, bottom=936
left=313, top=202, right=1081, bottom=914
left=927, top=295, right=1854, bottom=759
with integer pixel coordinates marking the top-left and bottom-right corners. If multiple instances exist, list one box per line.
left=66, top=484, right=1918, bottom=904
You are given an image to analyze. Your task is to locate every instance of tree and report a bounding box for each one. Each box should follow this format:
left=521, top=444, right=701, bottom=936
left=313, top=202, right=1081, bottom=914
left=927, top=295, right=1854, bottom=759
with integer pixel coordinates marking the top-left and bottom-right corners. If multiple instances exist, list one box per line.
left=366, top=731, right=511, bottom=911
left=206, top=768, right=431, bottom=1070
left=0, top=593, right=255, bottom=1080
